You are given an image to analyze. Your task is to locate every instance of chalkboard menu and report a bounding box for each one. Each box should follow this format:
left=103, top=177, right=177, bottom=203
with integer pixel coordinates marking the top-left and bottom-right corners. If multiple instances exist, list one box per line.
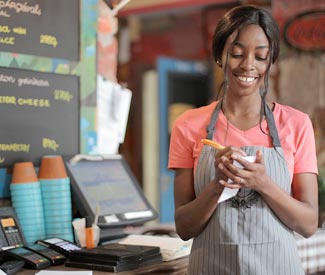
left=0, top=0, right=80, bottom=60
left=0, top=67, right=80, bottom=168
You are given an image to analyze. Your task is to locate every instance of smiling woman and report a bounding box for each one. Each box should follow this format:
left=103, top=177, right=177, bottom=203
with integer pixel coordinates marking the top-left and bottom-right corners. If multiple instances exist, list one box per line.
left=168, top=5, right=319, bottom=275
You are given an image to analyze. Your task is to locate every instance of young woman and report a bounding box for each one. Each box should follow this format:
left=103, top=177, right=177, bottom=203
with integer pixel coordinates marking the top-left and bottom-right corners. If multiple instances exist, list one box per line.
left=168, top=5, right=318, bottom=275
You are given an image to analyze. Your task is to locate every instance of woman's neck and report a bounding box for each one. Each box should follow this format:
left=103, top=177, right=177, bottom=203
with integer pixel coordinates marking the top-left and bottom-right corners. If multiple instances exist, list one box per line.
left=221, top=95, right=263, bottom=117
left=220, top=95, right=268, bottom=132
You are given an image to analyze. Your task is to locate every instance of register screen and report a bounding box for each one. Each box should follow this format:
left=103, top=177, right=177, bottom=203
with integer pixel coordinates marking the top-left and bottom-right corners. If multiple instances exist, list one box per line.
left=65, top=155, right=157, bottom=227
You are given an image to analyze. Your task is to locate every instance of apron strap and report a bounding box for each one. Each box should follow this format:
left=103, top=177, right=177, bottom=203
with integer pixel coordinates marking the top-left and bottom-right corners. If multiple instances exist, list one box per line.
left=205, top=100, right=282, bottom=148
left=264, top=102, right=281, bottom=147
left=206, top=101, right=222, bottom=140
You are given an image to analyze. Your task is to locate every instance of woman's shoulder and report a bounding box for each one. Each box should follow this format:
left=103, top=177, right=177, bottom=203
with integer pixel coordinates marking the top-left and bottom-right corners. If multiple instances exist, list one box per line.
left=171, top=101, right=218, bottom=140
left=173, top=101, right=218, bottom=126
left=273, top=102, right=310, bottom=123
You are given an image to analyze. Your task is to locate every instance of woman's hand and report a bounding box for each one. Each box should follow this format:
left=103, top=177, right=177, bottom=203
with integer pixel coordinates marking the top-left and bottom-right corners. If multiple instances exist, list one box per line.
left=215, top=145, right=246, bottom=168
left=217, top=149, right=270, bottom=192
left=214, top=146, right=246, bottom=183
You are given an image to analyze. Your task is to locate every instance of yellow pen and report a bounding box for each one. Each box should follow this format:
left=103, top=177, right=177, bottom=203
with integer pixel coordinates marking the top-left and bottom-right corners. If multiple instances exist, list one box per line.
left=201, top=139, right=225, bottom=150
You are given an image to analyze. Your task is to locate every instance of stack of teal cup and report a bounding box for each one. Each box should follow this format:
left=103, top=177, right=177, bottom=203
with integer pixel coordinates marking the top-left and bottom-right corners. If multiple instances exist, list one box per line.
left=10, top=162, right=46, bottom=245
left=39, top=155, right=74, bottom=242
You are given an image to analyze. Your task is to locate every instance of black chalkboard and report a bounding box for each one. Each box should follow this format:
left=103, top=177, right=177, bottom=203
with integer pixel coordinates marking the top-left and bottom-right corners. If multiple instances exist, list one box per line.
left=0, top=0, right=80, bottom=61
left=0, top=67, right=80, bottom=168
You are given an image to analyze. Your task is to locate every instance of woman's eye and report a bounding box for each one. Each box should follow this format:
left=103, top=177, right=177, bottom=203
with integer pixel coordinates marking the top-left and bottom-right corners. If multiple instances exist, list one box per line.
left=230, top=53, right=243, bottom=58
left=256, top=56, right=268, bottom=61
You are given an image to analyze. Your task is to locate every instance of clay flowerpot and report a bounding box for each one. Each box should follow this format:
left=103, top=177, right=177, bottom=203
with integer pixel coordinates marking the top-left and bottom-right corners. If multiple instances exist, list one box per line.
left=11, top=162, right=38, bottom=184
left=38, top=155, right=67, bottom=179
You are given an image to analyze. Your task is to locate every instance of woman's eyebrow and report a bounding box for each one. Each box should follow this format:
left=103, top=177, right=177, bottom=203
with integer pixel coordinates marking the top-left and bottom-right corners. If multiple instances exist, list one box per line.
left=256, top=45, right=269, bottom=50
left=232, top=42, right=269, bottom=50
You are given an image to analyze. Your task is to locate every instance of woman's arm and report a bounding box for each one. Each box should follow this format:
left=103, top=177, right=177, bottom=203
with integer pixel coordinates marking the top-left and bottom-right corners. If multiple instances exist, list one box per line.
left=173, top=168, right=223, bottom=240
left=259, top=172, right=318, bottom=237
left=174, top=146, right=247, bottom=240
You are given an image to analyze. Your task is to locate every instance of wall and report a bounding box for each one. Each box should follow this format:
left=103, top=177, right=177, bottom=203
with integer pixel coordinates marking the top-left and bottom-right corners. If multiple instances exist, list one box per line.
left=272, top=0, right=325, bottom=176
left=118, top=4, right=236, bottom=181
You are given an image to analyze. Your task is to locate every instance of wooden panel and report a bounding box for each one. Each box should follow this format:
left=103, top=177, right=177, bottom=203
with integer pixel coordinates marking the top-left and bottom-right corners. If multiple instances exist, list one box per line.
left=119, top=0, right=237, bottom=16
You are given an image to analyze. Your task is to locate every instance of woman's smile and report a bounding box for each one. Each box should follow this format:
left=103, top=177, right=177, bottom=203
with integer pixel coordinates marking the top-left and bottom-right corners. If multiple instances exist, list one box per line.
left=235, top=74, right=258, bottom=85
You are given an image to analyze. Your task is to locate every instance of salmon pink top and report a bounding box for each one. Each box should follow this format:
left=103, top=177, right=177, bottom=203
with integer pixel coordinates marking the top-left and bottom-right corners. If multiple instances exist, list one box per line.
left=168, top=101, right=318, bottom=180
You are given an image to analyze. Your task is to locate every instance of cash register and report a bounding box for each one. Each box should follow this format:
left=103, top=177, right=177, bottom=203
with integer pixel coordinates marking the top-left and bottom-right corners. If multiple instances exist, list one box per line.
left=65, top=154, right=158, bottom=243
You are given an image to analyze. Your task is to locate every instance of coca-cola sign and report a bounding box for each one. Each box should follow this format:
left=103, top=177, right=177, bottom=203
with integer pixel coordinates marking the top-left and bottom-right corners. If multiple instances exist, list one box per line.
left=284, top=10, right=325, bottom=52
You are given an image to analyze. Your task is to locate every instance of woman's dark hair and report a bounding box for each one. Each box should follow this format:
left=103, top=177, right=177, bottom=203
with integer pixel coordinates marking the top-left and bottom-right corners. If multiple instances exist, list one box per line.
left=212, top=5, right=280, bottom=64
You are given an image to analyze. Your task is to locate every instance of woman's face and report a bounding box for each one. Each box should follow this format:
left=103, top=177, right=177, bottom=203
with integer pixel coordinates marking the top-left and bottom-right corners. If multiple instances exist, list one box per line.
left=221, top=24, right=270, bottom=96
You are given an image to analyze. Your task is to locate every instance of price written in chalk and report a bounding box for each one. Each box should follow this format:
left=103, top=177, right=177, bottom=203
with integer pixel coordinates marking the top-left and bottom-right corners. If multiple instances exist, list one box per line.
left=42, top=138, right=59, bottom=151
left=40, top=34, right=58, bottom=48
left=53, top=89, right=73, bottom=102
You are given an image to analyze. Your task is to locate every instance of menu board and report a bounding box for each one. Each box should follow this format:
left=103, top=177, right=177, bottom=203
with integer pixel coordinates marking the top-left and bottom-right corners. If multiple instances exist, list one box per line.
left=0, top=0, right=80, bottom=60
left=0, top=67, right=80, bottom=168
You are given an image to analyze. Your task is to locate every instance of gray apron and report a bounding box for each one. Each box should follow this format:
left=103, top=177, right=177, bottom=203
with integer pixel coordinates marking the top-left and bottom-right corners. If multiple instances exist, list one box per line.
left=188, top=101, right=304, bottom=275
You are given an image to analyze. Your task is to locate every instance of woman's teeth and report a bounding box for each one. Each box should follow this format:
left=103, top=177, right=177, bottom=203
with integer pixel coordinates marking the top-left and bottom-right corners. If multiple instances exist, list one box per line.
left=237, top=76, right=255, bottom=83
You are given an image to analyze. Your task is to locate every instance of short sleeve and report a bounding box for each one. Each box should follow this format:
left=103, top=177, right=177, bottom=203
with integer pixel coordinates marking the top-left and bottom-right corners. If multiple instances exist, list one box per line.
left=168, top=116, right=195, bottom=169
left=293, top=115, right=318, bottom=174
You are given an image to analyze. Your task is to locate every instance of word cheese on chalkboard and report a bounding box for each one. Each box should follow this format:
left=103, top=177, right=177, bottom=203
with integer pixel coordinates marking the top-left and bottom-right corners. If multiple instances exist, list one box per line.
left=0, top=67, right=80, bottom=168
left=0, top=0, right=79, bottom=60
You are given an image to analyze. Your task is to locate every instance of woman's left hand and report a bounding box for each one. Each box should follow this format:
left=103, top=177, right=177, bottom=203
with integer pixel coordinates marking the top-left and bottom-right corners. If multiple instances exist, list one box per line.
left=218, top=149, right=269, bottom=192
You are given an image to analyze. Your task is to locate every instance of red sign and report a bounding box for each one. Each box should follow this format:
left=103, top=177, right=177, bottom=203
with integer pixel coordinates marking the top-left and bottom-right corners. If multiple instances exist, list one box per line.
left=284, top=10, right=325, bottom=52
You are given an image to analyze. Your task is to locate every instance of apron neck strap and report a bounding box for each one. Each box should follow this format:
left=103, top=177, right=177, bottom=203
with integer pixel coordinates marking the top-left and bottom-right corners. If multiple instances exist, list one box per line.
left=264, top=102, right=281, bottom=147
left=206, top=101, right=222, bottom=140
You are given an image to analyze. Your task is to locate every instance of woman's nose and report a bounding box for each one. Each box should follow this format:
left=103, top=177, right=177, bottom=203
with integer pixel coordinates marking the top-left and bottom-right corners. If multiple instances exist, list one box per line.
left=240, top=55, right=255, bottom=70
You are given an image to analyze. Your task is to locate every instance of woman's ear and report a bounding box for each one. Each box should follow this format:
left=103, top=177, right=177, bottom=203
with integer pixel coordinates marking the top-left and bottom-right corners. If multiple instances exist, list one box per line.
left=216, top=59, right=222, bottom=68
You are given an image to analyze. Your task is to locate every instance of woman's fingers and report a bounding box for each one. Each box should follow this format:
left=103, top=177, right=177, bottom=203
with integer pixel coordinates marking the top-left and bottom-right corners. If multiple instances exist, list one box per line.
left=215, top=146, right=247, bottom=168
left=218, top=160, right=246, bottom=183
left=218, top=150, right=267, bottom=191
left=218, top=154, right=256, bottom=184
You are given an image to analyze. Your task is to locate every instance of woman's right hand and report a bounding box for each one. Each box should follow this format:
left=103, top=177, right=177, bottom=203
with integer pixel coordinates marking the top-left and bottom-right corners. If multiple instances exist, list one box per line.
left=214, top=146, right=247, bottom=181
